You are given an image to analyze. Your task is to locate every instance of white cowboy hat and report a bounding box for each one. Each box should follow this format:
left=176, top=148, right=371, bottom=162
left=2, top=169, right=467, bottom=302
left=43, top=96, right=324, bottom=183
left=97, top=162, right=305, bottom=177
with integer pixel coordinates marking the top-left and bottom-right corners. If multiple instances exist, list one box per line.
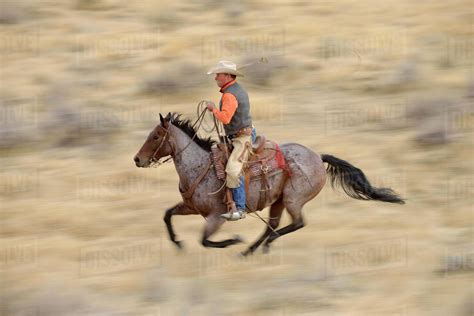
left=206, top=60, right=244, bottom=77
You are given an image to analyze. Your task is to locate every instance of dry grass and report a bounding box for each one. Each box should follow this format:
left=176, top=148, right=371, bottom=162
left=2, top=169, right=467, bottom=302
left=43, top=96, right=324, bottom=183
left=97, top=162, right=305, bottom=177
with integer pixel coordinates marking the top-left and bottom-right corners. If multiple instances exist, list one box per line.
left=1, top=0, right=473, bottom=315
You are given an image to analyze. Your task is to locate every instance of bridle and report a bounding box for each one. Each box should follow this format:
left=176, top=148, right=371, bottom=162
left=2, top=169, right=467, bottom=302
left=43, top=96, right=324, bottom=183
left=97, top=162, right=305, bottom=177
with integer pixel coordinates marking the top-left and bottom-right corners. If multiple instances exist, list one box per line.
left=148, top=105, right=209, bottom=167
left=149, top=126, right=173, bottom=167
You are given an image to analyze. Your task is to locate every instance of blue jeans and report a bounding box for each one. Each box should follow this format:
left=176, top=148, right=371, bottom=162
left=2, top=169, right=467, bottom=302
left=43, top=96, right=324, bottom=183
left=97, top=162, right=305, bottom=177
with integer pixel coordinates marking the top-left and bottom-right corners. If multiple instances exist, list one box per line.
left=232, top=127, right=257, bottom=210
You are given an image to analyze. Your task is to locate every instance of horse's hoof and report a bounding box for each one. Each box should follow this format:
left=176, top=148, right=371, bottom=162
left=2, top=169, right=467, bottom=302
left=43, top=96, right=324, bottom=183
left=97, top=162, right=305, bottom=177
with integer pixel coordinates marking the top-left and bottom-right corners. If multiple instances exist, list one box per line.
left=233, top=235, right=245, bottom=244
left=262, top=245, right=270, bottom=254
left=174, top=240, right=184, bottom=250
left=241, top=249, right=253, bottom=257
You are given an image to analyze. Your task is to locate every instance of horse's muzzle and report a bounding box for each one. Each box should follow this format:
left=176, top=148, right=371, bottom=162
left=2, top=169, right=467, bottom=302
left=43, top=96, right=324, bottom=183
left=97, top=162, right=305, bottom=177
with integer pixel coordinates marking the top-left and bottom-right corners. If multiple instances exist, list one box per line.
left=134, top=155, right=148, bottom=168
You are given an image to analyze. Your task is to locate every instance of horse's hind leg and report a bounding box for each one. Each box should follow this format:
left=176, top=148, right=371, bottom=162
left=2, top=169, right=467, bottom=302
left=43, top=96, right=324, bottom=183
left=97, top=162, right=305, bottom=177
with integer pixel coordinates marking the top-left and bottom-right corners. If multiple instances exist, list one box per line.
left=262, top=202, right=305, bottom=253
left=201, top=214, right=244, bottom=248
left=242, top=197, right=284, bottom=256
left=164, top=203, right=198, bottom=249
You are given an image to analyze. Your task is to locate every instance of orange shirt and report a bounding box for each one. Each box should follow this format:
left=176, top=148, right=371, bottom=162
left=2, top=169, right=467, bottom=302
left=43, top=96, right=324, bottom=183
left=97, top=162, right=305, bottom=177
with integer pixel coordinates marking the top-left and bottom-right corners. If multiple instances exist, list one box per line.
left=212, top=80, right=238, bottom=125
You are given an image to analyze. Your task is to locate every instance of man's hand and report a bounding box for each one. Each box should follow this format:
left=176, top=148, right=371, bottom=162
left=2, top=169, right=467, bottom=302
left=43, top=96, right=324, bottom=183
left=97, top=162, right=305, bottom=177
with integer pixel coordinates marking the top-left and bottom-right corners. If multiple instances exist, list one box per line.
left=206, top=101, right=216, bottom=111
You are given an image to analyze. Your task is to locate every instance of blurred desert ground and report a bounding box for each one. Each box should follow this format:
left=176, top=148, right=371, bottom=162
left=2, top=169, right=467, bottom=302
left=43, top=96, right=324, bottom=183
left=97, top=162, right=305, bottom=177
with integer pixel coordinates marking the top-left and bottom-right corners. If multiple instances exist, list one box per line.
left=0, top=0, right=473, bottom=315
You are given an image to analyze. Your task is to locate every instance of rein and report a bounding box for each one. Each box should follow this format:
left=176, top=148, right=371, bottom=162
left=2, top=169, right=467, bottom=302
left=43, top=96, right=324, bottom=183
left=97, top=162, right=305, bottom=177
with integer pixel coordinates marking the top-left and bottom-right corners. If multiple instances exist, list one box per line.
left=148, top=101, right=209, bottom=167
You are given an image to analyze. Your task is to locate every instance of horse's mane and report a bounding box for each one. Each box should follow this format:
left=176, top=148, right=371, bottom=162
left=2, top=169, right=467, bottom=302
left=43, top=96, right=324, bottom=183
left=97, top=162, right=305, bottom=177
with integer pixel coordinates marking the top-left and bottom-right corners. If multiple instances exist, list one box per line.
left=170, top=113, right=215, bottom=152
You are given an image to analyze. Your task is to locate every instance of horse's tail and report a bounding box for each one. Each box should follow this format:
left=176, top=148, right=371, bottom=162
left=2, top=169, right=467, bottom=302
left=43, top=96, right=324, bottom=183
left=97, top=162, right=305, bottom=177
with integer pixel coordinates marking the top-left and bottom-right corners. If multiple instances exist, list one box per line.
left=321, top=154, right=405, bottom=204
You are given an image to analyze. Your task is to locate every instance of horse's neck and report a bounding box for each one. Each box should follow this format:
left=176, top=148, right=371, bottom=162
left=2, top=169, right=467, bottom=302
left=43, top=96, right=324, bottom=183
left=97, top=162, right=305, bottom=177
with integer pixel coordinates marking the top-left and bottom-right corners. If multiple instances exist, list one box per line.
left=170, top=127, right=210, bottom=189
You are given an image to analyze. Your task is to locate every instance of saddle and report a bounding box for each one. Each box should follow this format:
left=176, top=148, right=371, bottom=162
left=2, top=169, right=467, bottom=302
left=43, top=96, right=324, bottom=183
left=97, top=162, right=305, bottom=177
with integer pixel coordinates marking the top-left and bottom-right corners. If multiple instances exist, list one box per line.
left=211, top=135, right=290, bottom=211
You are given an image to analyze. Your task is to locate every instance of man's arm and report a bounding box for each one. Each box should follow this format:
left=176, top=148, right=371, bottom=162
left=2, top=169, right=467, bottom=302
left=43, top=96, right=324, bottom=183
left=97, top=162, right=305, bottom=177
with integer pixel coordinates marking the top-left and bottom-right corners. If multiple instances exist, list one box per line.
left=208, top=93, right=238, bottom=124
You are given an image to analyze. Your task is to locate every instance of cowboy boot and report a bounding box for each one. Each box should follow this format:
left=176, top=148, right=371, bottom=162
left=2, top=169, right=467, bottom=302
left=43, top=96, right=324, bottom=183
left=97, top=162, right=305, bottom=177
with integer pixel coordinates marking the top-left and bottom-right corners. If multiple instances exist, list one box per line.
left=221, top=186, right=246, bottom=221
left=221, top=209, right=246, bottom=221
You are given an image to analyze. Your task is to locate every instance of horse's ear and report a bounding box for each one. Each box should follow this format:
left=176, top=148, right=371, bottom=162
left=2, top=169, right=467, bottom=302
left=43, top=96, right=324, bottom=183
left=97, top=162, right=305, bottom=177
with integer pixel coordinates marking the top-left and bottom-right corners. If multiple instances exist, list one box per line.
left=161, top=112, right=172, bottom=128
left=160, top=112, right=171, bottom=128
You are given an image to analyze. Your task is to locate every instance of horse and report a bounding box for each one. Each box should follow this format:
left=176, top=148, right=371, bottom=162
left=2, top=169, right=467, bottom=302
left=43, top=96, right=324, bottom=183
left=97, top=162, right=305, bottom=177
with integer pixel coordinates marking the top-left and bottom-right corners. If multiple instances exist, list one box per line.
left=134, top=112, right=405, bottom=256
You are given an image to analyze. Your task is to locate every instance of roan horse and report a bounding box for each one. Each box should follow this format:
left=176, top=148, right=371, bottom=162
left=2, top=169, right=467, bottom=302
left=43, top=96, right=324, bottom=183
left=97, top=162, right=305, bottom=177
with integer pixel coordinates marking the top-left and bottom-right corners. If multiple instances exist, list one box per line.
left=134, top=112, right=405, bottom=256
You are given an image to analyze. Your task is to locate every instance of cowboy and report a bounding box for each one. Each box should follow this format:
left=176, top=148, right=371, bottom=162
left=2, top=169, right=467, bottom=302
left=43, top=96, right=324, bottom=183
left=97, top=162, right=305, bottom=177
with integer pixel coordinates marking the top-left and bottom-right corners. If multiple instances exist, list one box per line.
left=206, top=60, right=256, bottom=221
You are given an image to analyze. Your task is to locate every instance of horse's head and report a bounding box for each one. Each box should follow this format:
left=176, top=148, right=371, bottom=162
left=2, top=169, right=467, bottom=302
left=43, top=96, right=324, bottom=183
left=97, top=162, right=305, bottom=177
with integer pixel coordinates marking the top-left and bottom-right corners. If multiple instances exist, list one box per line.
left=134, top=113, right=174, bottom=168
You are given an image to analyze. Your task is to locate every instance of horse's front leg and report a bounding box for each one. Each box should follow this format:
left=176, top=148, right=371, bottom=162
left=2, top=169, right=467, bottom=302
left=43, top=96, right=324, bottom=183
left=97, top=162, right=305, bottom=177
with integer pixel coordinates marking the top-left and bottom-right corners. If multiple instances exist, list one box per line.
left=201, top=213, right=244, bottom=248
left=163, top=202, right=198, bottom=249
